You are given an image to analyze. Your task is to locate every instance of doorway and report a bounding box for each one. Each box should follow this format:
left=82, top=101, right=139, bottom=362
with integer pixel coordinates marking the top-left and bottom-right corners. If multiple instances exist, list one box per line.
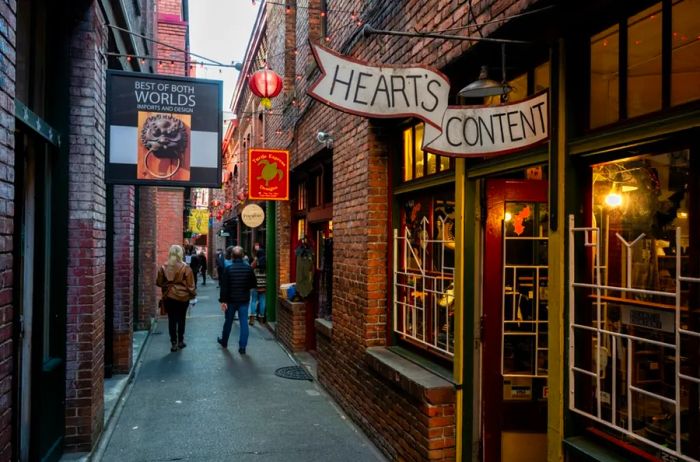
left=482, top=179, right=549, bottom=462
left=14, top=127, right=65, bottom=462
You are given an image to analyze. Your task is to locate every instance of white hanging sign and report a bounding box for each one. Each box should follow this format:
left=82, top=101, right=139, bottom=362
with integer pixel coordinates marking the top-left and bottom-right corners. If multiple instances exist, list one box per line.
left=309, top=44, right=549, bottom=158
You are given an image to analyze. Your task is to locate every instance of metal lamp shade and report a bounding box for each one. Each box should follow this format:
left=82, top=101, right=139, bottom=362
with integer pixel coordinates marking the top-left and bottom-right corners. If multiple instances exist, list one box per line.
left=458, top=65, right=512, bottom=98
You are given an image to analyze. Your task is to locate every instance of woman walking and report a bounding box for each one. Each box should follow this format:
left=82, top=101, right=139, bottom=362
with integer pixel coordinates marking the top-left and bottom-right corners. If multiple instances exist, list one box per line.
left=157, top=244, right=196, bottom=352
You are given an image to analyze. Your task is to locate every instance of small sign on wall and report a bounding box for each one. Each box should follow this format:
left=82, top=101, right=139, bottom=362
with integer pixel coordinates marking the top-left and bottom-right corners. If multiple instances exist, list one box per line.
left=248, top=148, right=289, bottom=201
left=503, top=377, right=533, bottom=401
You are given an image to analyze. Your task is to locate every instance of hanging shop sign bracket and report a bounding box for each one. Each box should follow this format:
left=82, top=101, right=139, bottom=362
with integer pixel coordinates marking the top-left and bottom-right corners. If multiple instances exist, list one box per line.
left=362, top=25, right=533, bottom=45
left=308, top=44, right=548, bottom=158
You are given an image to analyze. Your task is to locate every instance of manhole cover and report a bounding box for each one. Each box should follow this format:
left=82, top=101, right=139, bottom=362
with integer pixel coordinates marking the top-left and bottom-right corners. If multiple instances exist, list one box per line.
left=274, top=366, right=313, bottom=381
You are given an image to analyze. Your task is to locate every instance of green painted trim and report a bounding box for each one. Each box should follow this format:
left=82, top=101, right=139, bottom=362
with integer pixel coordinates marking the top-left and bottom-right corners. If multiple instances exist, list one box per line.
left=266, top=201, right=277, bottom=322
left=393, top=171, right=455, bottom=195
left=466, top=149, right=548, bottom=179
left=460, top=175, right=478, bottom=462
left=15, top=99, right=62, bottom=147
left=568, top=107, right=700, bottom=157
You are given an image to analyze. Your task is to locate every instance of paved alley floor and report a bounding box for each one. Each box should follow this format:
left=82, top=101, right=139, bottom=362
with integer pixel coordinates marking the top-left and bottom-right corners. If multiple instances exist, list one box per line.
left=100, top=280, right=386, bottom=462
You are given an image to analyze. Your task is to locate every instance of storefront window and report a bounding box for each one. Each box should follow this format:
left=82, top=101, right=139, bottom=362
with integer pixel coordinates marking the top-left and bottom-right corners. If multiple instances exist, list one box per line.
left=590, top=24, right=620, bottom=128
left=402, top=123, right=452, bottom=183
left=534, top=61, right=550, bottom=92
left=671, top=0, right=700, bottom=106
left=569, top=150, right=700, bottom=461
left=590, top=1, right=700, bottom=129
left=393, top=191, right=456, bottom=359
left=627, top=4, right=663, bottom=118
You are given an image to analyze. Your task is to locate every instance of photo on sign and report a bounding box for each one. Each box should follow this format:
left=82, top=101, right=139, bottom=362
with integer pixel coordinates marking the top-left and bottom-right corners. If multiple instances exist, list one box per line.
left=137, top=112, right=191, bottom=181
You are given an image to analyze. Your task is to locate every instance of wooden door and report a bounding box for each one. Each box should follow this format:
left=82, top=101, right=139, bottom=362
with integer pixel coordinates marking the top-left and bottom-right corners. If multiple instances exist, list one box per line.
left=482, top=179, right=549, bottom=462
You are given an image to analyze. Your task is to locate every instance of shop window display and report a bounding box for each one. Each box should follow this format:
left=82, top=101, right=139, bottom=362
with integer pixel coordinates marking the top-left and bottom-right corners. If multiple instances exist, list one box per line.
left=569, top=150, right=700, bottom=461
left=393, top=192, right=455, bottom=358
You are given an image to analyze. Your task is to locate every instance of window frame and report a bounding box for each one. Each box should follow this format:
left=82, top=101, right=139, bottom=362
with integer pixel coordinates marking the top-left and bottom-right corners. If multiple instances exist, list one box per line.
left=587, top=0, right=700, bottom=131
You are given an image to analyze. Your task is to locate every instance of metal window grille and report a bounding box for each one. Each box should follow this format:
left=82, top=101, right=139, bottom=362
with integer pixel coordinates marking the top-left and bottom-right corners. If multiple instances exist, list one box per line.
left=393, top=217, right=454, bottom=357
left=568, top=214, right=700, bottom=462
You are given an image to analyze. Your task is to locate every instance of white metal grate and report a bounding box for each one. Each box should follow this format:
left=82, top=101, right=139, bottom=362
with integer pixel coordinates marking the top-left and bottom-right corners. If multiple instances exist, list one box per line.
left=568, top=214, right=700, bottom=462
left=393, top=217, right=455, bottom=357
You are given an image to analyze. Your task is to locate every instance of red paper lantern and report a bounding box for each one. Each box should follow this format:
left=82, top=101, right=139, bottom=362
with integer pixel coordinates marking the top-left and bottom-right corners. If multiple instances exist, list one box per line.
left=224, top=202, right=233, bottom=210
left=248, top=69, right=283, bottom=109
left=210, top=199, right=221, bottom=207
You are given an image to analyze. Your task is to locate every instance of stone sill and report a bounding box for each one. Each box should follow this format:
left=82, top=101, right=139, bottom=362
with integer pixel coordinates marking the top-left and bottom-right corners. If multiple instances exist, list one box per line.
left=314, top=318, right=332, bottom=338
left=365, top=347, right=455, bottom=405
left=563, top=436, right=631, bottom=462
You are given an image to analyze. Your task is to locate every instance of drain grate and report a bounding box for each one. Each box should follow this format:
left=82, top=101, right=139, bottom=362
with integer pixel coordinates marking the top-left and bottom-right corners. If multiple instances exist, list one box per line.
left=274, top=366, right=313, bottom=381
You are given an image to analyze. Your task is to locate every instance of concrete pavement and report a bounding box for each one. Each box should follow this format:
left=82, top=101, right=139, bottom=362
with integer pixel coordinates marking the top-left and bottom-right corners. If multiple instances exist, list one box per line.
left=98, top=279, right=386, bottom=462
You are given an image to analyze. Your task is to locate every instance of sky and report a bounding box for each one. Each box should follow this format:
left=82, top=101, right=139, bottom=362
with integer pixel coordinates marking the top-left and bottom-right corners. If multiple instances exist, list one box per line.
left=189, top=0, right=261, bottom=112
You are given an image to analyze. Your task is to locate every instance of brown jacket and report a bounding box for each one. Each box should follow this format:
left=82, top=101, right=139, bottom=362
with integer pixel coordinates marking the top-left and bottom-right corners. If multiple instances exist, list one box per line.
left=156, top=261, right=196, bottom=302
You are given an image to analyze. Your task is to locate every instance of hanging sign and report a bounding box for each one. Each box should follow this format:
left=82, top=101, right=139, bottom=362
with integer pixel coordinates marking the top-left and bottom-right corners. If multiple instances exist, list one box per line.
left=248, top=148, right=289, bottom=201
left=106, top=71, right=223, bottom=187
left=241, top=204, right=265, bottom=228
left=308, top=44, right=548, bottom=158
left=188, top=209, right=209, bottom=235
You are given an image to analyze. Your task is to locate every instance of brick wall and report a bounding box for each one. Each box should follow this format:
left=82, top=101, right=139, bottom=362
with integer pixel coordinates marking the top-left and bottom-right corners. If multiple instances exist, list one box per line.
left=0, top=0, right=15, bottom=459
left=156, top=0, right=188, bottom=76
left=64, top=2, right=107, bottom=452
left=276, top=299, right=306, bottom=352
left=112, top=185, right=135, bottom=373
left=270, top=0, right=535, bottom=460
left=155, top=188, right=184, bottom=269
left=137, top=186, right=158, bottom=329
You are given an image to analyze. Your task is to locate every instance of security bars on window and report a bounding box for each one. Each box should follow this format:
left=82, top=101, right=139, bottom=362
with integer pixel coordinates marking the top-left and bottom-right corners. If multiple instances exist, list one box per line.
left=393, top=218, right=455, bottom=357
left=568, top=214, right=700, bottom=462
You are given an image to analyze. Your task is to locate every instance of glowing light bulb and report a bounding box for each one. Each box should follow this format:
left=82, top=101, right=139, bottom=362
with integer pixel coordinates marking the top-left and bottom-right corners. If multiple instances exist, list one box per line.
left=605, top=192, right=622, bottom=207
left=505, top=212, right=512, bottom=222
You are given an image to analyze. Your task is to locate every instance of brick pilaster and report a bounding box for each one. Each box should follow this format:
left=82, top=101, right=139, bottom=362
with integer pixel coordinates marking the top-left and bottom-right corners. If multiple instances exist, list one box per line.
left=112, top=185, right=134, bottom=373
left=155, top=188, right=184, bottom=269
left=64, top=1, right=107, bottom=452
left=137, top=186, right=158, bottom=329
left=0, top=0, right=16, bottom=459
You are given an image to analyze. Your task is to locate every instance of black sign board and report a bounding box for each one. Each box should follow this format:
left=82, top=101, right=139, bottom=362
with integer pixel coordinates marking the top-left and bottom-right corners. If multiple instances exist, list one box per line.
left=106, top=71, right=223, bottom=187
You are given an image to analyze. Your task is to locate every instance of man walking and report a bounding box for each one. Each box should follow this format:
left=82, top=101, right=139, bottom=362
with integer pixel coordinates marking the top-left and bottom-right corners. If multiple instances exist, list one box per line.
left=217, top=246, right=257, bottom=354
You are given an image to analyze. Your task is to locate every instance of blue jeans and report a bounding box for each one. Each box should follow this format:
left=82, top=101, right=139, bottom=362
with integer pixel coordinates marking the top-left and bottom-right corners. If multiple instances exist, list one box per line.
left=249, top=291, right=266, bottom=318
left=221, top=302, right=249, bottom=348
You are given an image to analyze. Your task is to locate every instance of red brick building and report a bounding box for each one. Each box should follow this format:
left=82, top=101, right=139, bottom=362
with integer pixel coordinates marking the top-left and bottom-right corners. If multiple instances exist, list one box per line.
left=0, top=0, right=191, bottom=459
left=228, top=1, right=700, bottom=461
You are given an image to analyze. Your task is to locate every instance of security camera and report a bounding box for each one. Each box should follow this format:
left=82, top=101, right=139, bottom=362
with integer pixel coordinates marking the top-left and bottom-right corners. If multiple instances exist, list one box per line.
left=317, top=131, right=333, bottom=144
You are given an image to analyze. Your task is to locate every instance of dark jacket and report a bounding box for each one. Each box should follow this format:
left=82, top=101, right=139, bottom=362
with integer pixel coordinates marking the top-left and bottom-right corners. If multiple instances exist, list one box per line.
left=219, top=258, right=257, bottom=304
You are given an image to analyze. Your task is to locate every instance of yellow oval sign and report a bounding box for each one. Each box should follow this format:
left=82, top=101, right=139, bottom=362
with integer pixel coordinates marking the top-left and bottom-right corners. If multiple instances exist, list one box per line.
left=241, top=204, right=265, bottom=228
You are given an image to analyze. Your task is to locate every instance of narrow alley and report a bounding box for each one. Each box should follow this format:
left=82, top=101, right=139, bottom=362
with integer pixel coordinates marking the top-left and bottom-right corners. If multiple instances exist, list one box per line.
left=98, top=283, right=385, bottom=462
left=4, top=1, right=700, bottom=461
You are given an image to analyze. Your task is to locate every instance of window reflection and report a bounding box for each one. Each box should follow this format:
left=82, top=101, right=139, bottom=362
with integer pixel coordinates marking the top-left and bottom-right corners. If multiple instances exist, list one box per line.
left=671, top=0, right=700, bottom=106
left=627, top=4, right=663, bottom=118
left=591, top=25, right=620, bottom=128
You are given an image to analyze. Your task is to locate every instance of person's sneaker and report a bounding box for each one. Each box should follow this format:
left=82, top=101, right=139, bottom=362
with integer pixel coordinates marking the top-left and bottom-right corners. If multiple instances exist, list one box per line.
left=192, top=298, right=198, bottom=304
left=171, top=342, right=178, bottom=352
left=178, top=341, right=187, bottom=349
left=238, top=347, right=246, bottom=354
left=248, top=316, right=255, bottom=326
left=217, top=337, right=227, bottom=348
